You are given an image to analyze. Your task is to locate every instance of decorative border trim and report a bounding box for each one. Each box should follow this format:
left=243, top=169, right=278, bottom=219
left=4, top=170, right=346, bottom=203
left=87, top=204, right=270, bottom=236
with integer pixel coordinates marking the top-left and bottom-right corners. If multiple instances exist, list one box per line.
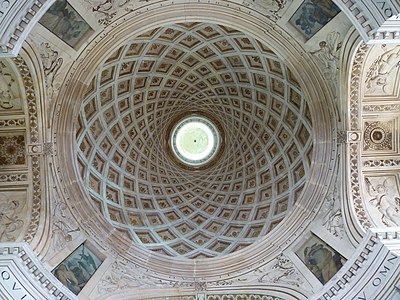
left=347, top=42, right=371, bottom=229
left=12, top=55, right=42, bottom=243
left=0, top=242, right=75, bottom=300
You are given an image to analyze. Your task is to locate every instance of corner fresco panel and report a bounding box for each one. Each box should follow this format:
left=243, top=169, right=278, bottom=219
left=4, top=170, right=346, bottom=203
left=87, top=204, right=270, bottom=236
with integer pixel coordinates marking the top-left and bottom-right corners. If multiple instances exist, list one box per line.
left=39, top=0, right=92, bottom=49
left=289, top=0, right=341, bottom=39
left=52, top=243, right=103, bottom=295
left=296, top=234, right=346, bottom=284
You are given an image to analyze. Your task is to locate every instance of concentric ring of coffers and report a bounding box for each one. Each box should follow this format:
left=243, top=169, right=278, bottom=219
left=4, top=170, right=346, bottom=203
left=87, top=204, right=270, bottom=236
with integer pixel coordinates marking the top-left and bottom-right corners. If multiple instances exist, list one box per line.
left=76, top=22, right=313, bottom=258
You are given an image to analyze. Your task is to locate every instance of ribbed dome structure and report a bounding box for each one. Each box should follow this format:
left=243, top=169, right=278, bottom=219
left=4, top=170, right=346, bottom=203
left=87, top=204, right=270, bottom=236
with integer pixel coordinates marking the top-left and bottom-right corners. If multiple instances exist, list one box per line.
left=76, top=23, right=313, bottom=258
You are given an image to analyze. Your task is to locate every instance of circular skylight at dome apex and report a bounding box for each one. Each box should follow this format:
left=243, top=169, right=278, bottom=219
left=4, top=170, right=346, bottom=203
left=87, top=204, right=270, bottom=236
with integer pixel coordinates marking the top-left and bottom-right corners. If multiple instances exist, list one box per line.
left=171, top=116, right=220, bottom=166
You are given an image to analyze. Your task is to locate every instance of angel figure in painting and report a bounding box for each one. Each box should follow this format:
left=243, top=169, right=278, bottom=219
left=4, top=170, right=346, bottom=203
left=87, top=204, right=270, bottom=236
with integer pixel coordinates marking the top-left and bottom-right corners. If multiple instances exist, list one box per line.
left=311, top=31, right=342, bottom=82
left=365, top=177, right=400, bottom=227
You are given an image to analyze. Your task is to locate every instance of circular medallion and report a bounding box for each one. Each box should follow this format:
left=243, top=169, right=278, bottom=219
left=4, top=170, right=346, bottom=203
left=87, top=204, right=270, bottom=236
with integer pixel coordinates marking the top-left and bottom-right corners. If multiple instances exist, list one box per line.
left=171, top=116, right=220, bottom=166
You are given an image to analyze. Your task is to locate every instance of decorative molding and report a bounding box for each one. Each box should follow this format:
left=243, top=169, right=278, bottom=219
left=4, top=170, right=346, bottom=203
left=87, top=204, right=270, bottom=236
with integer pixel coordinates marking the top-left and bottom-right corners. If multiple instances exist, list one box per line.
left=12, top=55, right=42, bottom=243
left=363, top=159, right=400, bottom=168
left=207, top=295, right=283, bottom=300
left=348, top=43, right=371, bottom=229
left=0, top=0, right=54, bottom=57
left=363, top=104, right=400, bottom=112
left=0, top=118, right=25, bottom=128
left=0, top=172, right=28, bottom=182
left=0, top=242, right=75, bottom=299
left=363, top=120, right=393, bottom=151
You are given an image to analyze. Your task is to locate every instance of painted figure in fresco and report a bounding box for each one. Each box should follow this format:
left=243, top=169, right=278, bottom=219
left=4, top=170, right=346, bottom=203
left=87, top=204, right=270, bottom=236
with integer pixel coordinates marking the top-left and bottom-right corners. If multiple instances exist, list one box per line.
left=54, top=244, right=101, bottom=294
left=40, top=0, right=90, bottom=48
left=303, top=243, right=343, bottom=284
left=365, top=177, right=400, bottom=226
left=78, top=246, right=98, bottom=275
left=294, top=0, right=340, bottom=37
left=0, top=194, right=24, bottom=242
left=54, top=264, right=81, bottom=294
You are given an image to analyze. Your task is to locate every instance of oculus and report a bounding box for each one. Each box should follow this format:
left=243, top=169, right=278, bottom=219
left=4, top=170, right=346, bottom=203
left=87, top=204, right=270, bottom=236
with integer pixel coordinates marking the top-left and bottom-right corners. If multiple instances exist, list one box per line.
left=170, top=116, right=220, bottom=167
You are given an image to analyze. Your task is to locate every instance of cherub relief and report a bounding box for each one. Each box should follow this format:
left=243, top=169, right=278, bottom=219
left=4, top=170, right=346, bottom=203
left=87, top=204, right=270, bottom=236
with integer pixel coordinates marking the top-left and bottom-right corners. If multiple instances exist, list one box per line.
left=365, top=177, right=400, bottom=226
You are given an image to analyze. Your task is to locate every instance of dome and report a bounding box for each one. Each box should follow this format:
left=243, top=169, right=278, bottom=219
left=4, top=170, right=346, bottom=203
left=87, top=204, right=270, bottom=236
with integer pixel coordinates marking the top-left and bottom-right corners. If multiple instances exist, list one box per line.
left=4, top=1, right=400, bottom=299
left=76, top=23, right=313, bottom=258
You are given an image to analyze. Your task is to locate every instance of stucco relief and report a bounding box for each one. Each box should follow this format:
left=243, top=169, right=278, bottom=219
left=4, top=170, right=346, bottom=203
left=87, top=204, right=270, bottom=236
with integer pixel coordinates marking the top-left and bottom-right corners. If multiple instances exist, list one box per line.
left=84, top=0, right=132, bottom=25
left=40, top=42, right=63, bottom=102
left=365, top=45, right=400, bottom=95
left=84, top=0, right=290, bottom=26
left=364, top=175, right=400, bottom=227
left=51, top=197, right=80, bottom=253
left=0, top=192, right=27, bottom=242
left=311, top=31, right=342, bottom=83
left=96, top=259, right=168, bottom=296
left=0, top=134, right=26, bottom=165
left=322, top=186, right=344, bottom=239
left=254, top=254, right=303, bottom=287
left=249, top=0, right=289, bottom=22
left=0, top=61, right=22, bottom=111
left=363, top=120, right=393, bottom=152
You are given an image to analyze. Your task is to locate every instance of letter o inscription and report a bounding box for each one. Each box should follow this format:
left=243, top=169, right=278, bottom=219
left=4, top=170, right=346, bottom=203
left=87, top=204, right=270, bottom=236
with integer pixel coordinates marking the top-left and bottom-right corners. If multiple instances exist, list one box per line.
left=0, top=1, right=10, bottom=10
left=373, top=277, right=382, bottom=286
left=1, top=270, right=10, bottom=280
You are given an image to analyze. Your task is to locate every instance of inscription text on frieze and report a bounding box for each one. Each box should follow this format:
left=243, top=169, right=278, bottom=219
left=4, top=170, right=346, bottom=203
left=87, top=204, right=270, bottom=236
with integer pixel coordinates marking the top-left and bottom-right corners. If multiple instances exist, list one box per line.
left=0, top=1, right=13, bottom=18
left=356, top=253, right=398, bottom=299
left=373, top=0, right=395, bottom=18
left=0, top=268, right=33, bottom=300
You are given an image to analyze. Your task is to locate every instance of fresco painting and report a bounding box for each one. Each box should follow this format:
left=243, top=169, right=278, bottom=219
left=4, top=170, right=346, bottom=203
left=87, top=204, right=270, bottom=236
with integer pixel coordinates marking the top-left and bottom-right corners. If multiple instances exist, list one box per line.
left=39, top=0, right=92, bottom=49
left=289, top=0, right=341, bottom=39
left=296, top=234, right=346, bottom=284
left=52, top=243, right=102, bottom=295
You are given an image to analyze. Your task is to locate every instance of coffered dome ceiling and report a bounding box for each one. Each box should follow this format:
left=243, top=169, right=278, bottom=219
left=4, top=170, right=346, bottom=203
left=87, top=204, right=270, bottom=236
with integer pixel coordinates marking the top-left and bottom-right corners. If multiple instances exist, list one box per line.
left=76, top=23, right=313, bottom=258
